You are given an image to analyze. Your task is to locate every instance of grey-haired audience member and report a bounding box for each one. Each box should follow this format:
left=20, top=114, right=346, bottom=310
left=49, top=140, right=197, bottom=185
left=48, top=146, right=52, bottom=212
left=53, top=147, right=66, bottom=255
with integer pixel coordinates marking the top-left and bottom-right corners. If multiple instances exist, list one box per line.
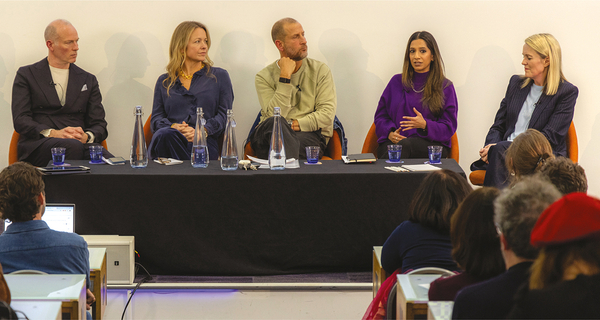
left=451, top=177, right=562, bottom=320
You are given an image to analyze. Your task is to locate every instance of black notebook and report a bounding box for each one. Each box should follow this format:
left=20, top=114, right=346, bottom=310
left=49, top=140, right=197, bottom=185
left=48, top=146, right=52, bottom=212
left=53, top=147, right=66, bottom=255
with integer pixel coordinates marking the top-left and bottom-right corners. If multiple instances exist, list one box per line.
left=345, top=153, right=377, bottom=163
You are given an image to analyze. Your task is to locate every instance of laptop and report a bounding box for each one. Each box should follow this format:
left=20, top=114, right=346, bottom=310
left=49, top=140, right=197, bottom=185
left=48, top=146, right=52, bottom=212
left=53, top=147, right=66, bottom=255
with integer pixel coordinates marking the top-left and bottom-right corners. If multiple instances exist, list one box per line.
left=3, top=203, right=75, bottom=233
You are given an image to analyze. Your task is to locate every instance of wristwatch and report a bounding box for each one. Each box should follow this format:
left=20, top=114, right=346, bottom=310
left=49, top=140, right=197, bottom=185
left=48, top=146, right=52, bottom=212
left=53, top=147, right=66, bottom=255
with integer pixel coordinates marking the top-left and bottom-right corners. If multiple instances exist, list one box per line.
left=279, top=77, right=291, bottom=84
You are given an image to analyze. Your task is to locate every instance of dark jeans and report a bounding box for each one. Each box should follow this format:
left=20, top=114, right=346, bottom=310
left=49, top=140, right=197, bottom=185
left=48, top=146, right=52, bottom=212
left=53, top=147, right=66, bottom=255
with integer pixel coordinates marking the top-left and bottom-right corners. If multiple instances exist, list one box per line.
left=24, top=138, right=114, bottom=167
left=377, top=137, right=449, bottom=159
left=250, top=117, right=327, bottom=160
left=470, top=140, right=512, bottom=189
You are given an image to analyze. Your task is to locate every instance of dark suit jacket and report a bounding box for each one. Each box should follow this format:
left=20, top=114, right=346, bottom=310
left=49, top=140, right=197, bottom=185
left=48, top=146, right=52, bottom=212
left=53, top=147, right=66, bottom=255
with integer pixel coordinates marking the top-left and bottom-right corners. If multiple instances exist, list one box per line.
left=452, top=261, right=533, bottom=319
left=12, top=58, right=108, bottom=160
left=484, top=75, right=578, bottom=157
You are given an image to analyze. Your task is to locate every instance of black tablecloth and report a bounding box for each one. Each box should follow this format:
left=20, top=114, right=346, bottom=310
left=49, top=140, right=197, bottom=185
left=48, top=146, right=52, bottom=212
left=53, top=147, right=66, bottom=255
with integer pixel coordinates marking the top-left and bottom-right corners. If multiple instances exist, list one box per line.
left=43, top=159, right=465, bottom=276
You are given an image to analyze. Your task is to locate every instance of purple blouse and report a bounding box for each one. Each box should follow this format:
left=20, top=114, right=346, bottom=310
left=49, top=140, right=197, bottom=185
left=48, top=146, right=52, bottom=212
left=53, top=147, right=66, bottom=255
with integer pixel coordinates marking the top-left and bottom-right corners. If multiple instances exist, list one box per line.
left=374, top=72, right=458, bottom=148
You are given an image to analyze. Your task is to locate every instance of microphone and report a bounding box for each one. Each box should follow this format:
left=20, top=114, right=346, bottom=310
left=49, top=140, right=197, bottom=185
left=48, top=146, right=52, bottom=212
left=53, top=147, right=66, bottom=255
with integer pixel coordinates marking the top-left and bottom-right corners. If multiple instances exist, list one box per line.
left=296, top=85, right=302, bottom=91
left=50, top=81, right=56, bottom=86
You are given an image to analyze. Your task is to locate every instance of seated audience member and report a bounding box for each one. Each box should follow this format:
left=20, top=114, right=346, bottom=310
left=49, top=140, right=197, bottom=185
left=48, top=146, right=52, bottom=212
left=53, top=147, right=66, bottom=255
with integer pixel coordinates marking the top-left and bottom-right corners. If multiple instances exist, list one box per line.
left=250, top=17, right=336, bottom=159
left=149, top=21, right=233, bottom=160
left=0, top=263, right=16, bottom=318
left=471, top=33, right=578, bottom=189
left=452, top=177, right=561, bottom=319
left=428, top=187, right=505, bottom=301
left=508, top=192, right=600, bottom=319
left=536, top=157, right=587, bottom=194
left=374, top=31, right=457, bottom=159
left=0, top=162, right=95, bottom=315
left=505, top=128, right=555, bottom=188
left=381, top=169, right=472, bottom=274
left=12, top=19, right=112, bottom=167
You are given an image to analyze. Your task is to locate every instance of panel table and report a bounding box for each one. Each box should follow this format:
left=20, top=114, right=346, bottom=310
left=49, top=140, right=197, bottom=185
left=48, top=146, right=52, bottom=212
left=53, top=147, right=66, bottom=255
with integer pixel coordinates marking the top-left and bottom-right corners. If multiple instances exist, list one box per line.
left=43, top=159, right=465, bottom=275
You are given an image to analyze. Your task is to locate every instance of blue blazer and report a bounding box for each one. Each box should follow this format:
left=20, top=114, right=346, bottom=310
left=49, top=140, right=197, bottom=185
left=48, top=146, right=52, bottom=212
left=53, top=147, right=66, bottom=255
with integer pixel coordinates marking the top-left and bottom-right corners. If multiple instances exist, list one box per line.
left=12, top=58, right=108, bottom=160
left=484, top=75, right=578, bottom=157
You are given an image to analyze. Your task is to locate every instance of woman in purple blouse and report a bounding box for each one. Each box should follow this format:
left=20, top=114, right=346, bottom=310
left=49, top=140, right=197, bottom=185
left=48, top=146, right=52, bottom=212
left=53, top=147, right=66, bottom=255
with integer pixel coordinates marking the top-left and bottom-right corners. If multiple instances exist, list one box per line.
left=374, top=31, right=457, bottom=159
left=149, top=21, right=233, bottom=160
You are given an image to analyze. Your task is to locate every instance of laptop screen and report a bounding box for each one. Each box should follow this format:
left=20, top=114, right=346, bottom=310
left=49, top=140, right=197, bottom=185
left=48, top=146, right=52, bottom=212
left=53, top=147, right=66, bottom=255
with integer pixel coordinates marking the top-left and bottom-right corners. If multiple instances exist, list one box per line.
left=3, top=203, right=75, bottom=233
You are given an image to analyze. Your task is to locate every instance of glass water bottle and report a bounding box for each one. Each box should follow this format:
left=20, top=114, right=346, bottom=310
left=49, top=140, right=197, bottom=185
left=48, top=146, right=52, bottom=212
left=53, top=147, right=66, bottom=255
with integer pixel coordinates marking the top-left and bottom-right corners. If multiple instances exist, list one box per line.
left=220, top=109, right=238, bottom=171
left=268, top=107, right=286, bottom=170
left=130, top=105, right=148, bottom=168
left=191, top=107, right=209, bottom=168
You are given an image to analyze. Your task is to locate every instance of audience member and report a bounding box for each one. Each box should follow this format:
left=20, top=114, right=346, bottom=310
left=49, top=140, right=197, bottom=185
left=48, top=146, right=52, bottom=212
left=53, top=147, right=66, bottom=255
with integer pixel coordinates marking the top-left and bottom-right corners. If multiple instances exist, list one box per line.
left=381, top=169, right=472, bottom=274
left=11, top=19, right=112, bottom=167
left=508, top=192, right=600, bottom=319
left=505, top=128, right=554, bottom=187
left=250, top=17, right=336, bottom=159
left=0, top=162, right=95, bottom=315
left=471, top=33, right=578, bottom=189
left=452, top=177, right=561, bottom=319
left=428, top=187, right=505, bottom=301
left=149, top=21, right=233, bottom=160
left=374, top=31, right=457, bottom=159
left=536, top=157, right=587, bottom=194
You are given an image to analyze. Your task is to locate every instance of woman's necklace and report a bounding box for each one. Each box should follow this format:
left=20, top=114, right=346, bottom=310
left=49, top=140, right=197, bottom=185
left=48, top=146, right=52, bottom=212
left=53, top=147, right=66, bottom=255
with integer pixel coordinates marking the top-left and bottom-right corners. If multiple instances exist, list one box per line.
left=180, top=69, right=194, bottom=80
left=411, top=83, right=425, bottom=93
left=180, top=64, right=204, bottom=80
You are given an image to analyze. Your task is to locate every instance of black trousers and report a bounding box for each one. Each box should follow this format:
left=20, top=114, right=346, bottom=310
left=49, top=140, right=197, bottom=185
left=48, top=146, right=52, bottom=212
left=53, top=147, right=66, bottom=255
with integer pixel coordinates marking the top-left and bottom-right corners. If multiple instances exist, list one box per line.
left=249, top=117, right=327, bottom=160
left=377, top=137, right=449, bottom=159
left=23, top=138, right=114, bottom=167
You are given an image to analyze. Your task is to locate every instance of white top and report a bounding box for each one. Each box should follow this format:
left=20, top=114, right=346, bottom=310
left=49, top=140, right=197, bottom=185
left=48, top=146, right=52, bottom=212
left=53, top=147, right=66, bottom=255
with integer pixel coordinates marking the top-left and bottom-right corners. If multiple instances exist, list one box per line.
left=508, top=83, right=544, bottom=141
left=49, top=65, right=69, bottom=106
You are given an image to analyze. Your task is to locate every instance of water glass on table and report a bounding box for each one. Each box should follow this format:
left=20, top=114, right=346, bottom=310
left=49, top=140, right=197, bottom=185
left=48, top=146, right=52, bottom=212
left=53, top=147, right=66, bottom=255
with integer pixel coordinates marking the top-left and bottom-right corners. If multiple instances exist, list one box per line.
left=51, top=147, right=66, bottom=166
left=387, top=144, right=402, bottom=163
left=89, top=145, right=104, bottom=164
left=428, top=145, right=443, bottom=164
left=305, top=146, right=320, bottom=164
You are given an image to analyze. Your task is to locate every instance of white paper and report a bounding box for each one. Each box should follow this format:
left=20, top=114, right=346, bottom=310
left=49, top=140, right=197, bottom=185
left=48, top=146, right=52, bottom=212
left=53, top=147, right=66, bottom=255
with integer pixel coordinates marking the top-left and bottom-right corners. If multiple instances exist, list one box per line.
left=402, top=164, right=442, bottom=172
left=247, top=155, right=296, bottom=165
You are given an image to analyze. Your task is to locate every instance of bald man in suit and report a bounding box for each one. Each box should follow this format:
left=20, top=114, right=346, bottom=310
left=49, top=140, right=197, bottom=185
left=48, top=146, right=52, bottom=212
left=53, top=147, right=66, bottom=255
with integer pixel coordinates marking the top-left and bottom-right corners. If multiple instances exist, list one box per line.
left=12, top=19, right=111, bottom=166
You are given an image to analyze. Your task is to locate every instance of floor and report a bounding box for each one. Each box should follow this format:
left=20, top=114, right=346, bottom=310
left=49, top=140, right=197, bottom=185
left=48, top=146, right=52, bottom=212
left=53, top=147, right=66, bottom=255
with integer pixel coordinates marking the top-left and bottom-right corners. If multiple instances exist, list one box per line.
left=104, top=272, right=374, bottom=320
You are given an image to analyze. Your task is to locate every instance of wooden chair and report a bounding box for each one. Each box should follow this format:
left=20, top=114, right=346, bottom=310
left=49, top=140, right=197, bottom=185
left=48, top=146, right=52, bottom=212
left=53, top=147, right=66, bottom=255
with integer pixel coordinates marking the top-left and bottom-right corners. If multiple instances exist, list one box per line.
left=361, top=123, right=459, bottom=162
left=468, top=121, right=578, bottom=185
left=9, top=131, right=108, bottom=165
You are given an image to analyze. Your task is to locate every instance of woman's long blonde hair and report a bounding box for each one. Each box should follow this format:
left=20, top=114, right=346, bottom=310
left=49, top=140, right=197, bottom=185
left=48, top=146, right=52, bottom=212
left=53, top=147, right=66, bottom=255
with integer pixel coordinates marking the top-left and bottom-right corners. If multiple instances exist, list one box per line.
left=521, top=33, right=566, bottom=95
left=163, top=21, right=214, bottom=95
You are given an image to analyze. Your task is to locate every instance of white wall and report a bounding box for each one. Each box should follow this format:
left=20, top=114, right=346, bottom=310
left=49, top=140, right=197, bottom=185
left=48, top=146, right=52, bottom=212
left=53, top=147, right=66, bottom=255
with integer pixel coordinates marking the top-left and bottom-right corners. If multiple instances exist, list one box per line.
left=0, top=1, right=598, bottom=196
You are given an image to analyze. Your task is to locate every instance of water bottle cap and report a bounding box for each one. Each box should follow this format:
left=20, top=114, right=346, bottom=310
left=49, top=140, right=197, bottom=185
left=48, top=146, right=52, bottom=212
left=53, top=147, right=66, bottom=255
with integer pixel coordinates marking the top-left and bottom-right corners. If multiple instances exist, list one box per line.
left=134, top=105, right=143, bottom=115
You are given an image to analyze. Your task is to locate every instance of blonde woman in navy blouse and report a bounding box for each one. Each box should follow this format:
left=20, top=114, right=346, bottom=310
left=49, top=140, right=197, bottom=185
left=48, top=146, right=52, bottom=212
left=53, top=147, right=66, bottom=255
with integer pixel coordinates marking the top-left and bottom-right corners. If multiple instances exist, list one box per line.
left=149, top=21, right=233, bottom=160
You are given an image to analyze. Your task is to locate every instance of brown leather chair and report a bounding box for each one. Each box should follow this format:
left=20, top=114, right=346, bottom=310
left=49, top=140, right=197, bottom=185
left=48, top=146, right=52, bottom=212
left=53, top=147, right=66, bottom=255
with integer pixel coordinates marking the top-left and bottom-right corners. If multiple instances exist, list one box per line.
left=468, top=121, right=578, bottom=185
left=361, top=123, right=459, bottom=162
left=9, top=130, right=108, bottom=165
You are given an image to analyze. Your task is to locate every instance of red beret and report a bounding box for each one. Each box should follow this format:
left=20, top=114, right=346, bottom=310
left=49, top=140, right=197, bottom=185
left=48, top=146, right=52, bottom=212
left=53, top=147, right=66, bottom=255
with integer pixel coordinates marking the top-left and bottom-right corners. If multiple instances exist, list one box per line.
left=531, top=192, right=600, bottom=247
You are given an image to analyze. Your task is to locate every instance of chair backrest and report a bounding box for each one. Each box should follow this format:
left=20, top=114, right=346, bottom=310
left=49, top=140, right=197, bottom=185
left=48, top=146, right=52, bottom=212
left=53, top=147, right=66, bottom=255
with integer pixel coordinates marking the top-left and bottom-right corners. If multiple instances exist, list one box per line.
left=361, top=123, right=378, bottom=156
left=449, top=132, right=459, bottom=162
left=9, top=270, right=48, bottom=275
left=8, top=131, right=19, bottom=165
left=406, top=267, right=455, bottom=276
left=144, top=114, right=153, bottom=148
left=567, top=121, right=578, bottom=162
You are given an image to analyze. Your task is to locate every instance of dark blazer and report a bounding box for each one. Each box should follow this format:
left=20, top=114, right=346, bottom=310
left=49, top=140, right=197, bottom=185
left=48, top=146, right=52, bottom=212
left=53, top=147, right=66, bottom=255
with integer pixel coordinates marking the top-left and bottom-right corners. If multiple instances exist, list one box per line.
left=12, top=58, right=108, bottom=160
left=452, top=261, right=533, bottom=319
left=484, top=75, right=578, bottom=157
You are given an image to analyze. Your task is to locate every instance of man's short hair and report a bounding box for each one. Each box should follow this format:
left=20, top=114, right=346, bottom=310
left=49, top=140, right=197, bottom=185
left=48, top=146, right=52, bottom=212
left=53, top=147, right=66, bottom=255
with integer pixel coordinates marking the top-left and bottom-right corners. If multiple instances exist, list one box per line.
left=536, top=157, right=588, bottom=195
left=494, top=177, right=561, bottom=259
left=271, top=17, right=298, bottom=43
left=0, top=162, right=45, bottom=222
left=44, top=19, right=72, bottom=42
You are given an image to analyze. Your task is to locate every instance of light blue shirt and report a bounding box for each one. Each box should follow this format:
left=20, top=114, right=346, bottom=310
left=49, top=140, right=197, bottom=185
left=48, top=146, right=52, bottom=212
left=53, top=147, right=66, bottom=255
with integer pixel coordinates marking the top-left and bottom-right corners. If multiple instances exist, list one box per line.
left=508, top=84, right=544, bottom=141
